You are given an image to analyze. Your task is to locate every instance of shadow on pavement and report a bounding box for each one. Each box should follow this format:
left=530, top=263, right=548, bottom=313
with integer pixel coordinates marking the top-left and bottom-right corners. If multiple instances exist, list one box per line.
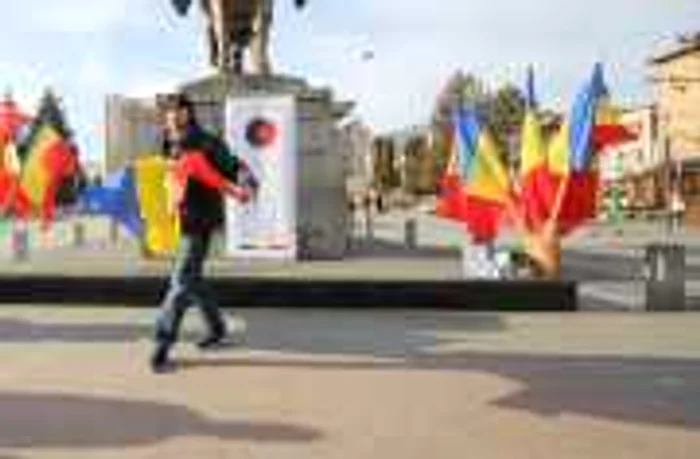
left=179, top=352, right=700, bottom=431
left=0, top=319, right=191, bottom=344
left=0, top=312, right=506, bottom=359
left=242, top=311, right=505, bottom=358
left=3, top=313, right=699, bottom=431
left=0, top=392, right=321, bottom=449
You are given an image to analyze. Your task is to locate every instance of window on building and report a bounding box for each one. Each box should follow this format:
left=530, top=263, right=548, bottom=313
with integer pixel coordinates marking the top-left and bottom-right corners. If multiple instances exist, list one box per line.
left=685, top=174, right=700, bottom=196
left=681, top=174, right=700, bottom=196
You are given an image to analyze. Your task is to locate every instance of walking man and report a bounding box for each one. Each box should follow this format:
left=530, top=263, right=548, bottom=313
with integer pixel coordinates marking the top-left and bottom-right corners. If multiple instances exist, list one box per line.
left=151, top=93, right=254, bottom=373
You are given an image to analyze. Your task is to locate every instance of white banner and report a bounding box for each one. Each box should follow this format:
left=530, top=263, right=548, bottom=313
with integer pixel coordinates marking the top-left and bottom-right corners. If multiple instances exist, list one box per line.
left=224, top=95, right=297, bottom=259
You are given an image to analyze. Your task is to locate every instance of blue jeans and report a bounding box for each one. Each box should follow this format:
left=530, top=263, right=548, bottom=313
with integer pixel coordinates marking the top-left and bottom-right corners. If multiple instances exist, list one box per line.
left=154, top=231, right=226, bottom=346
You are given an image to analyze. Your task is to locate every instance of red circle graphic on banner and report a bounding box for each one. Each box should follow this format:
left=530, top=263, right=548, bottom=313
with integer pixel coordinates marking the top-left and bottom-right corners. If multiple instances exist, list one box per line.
left=246, top=117, right=278, bottom=148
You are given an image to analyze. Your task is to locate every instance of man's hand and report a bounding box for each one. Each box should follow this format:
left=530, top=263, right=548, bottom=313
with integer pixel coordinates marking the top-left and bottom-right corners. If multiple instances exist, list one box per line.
left=226, top=184, right=254, bottom=203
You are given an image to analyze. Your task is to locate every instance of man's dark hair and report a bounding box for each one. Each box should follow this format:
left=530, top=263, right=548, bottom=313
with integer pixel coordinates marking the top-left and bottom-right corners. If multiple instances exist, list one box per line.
left=159, top=93, right=198, bottom=156
left=160, top=93, right=196, bottom=120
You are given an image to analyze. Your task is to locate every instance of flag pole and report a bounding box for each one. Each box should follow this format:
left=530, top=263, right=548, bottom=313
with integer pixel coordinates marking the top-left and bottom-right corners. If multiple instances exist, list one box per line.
left=515, top=174, right=568, bottom=280
left=548, top=174, right=570, bottom=231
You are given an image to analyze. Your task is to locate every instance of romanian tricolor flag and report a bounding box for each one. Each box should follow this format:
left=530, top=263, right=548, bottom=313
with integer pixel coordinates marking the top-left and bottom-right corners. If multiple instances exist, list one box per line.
left=437, top=109, right=513, bottom=243
left=519, top=67, right=556, bottom=232
left=80, top=156, right=178, bottom=256
left=593, top=100, right=638, bottom=151
left=80, top=151, right=238, bottom=256
left=546, top=63, right=608, bottom=236
left=137, top=151, right=237, bottom=255
left=20, top=123, right=78, bottom=226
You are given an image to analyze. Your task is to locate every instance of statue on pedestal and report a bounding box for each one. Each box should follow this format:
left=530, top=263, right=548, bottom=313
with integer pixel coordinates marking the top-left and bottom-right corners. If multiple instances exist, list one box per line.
left=170, top=0, right=308, bottom=75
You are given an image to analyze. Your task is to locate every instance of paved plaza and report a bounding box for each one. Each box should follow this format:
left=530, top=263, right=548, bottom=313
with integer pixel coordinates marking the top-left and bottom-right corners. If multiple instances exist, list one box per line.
left=0, top=307, right=699, bottom=458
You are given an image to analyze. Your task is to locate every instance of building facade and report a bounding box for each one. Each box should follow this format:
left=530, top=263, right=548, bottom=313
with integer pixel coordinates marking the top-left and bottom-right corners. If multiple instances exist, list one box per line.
left=598, top=34, right=700, bottom=224
left=104, top=95, right=161, bottom=174
left=373, top=125, right=438, bottom=197
left=649, top=34, right=700, bottom=224
left=598, top=105, right=664, bottom=218
left=340, top=120, right=374, bottom=202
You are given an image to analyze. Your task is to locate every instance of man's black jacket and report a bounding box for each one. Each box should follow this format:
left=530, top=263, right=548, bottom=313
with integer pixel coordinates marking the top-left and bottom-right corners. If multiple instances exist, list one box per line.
left=163, top=124, right=241, bottom=235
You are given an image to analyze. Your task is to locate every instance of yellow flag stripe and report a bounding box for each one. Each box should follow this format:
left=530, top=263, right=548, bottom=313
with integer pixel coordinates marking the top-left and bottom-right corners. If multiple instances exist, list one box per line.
left=21, top=125, right=61, bottom=206
left=520, top=111, right=546, bottom=177
left=467, top=131, right=511, bottom=204
left=547, top=122, right=571, bottom=176
left=134, top=155, right=180, bottom=256
left=595, top=97, right=621, bottom=125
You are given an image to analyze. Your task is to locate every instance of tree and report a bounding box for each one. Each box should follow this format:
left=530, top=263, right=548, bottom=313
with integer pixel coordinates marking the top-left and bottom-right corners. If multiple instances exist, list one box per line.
left=372, top=137, right=400, bottom=192
left=431, top=71, right=489, bottom=133
left=430, top=72, right=526, bottom=173
left=37, top=88, right=73, bottom=138
left=485, top=84, right=526, bottom=165
left=403, top=135, right=436, bottom=195
left=413, top=136, right=438, bottom=194
left=19, top=88, right=74, bottom=162
left=431, top=71, right=490, bottom=175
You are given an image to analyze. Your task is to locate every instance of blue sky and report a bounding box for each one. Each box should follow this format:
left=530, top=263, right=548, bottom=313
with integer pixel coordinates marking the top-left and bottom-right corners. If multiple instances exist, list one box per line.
left=0, top=0, right=698, bottom=163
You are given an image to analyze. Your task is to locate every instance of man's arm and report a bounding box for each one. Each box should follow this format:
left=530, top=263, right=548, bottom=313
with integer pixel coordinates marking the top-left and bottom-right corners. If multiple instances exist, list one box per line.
left=205, top=133, right=260, bottom=193
left=205, top=134, right=240, bottom=184
left=177, top=151, right=252, bottom=203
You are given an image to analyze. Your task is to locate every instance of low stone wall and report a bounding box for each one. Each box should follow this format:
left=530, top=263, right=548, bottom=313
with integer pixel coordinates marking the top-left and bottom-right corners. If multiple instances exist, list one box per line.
left=0, top=276, right=577, bottom=311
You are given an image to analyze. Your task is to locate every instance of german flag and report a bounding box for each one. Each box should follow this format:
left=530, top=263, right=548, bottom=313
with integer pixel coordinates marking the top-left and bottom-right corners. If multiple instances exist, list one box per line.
left=20, top=123, right=77, bottom=225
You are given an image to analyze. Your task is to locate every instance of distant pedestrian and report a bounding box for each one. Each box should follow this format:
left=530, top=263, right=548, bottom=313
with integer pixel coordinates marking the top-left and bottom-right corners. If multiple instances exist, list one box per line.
left=671, top=189, right=685, bottom=231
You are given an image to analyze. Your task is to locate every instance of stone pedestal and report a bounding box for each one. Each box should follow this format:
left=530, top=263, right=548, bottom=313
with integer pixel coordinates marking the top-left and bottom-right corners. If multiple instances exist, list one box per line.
left=177, top=73, right=354, bottom=260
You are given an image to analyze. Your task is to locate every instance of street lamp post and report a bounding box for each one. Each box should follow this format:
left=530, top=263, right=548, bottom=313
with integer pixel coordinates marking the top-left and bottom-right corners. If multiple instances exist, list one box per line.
left=663, top=134, right=683, bottom=238
left=664, top=134, right=673, bottom=237
left=358, top=48, right=375, bottom=244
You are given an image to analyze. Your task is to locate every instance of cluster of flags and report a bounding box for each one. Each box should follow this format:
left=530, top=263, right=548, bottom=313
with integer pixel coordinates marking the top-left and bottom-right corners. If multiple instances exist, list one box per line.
left=0, top=65, right=635, bottom=259
left=0, top=97, right=79, bottom=228
left=437, top=63, right=636, bottom=244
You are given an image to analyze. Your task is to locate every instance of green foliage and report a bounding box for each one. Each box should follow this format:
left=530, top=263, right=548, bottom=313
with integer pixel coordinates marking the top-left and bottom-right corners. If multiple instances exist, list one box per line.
left=487, top=84, right=526, bottom=159
left=36, top=88, right=73, bottom=138
left=403, top=136, right=438, bottom=195
left=372, top=137, right=401, bottom=191
left=431, top=71, right=526, bottom=171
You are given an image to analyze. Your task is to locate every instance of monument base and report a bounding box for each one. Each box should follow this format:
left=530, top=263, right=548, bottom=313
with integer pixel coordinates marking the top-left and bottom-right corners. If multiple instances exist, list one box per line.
left=175, top=72, right=354, bottom=261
